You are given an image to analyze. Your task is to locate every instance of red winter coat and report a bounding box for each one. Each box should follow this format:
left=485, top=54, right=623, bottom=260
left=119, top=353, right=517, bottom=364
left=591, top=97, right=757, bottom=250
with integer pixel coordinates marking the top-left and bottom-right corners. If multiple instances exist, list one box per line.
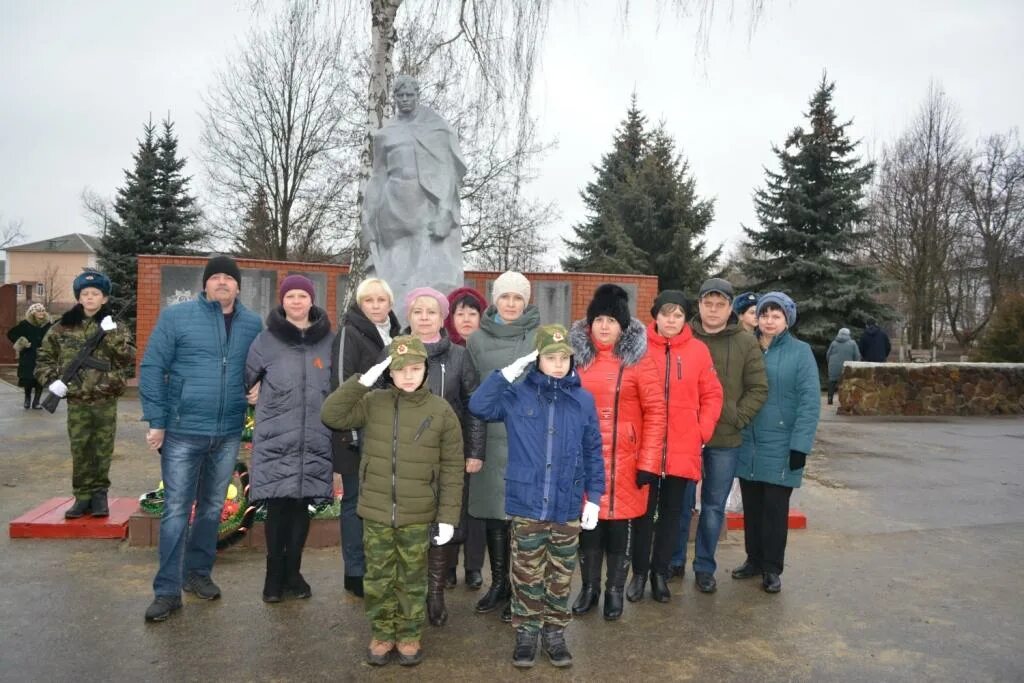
left=570, top=319, right=667, bottom=520
left=638, top=322, right=723, bottom=481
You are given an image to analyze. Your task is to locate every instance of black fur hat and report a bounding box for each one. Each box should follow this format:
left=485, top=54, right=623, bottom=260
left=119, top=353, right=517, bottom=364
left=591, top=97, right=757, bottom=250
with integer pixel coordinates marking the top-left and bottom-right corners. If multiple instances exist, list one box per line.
left=586, top=284, right=631, bottom=330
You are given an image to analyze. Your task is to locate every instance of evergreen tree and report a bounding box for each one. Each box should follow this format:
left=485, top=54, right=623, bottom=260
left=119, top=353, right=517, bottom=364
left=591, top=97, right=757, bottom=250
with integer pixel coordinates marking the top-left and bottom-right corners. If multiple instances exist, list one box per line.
left=743, top=75, right=887, bottom=362
left=235, top=187, right=277, bottom=259
left=563, top=96, right=718, bottom=292
left=98, top=117, right=201, bottom=333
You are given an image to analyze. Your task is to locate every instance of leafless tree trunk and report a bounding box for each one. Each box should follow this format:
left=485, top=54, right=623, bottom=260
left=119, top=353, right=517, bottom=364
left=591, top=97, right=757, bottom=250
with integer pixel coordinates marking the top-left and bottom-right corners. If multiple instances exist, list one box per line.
left=200, top=1, right=360, bottom=261
left=1, top=217, right=25, bottom=250
left=868, top=83, right=967, bottom=349
left=79, top=188, right=113, bottom=238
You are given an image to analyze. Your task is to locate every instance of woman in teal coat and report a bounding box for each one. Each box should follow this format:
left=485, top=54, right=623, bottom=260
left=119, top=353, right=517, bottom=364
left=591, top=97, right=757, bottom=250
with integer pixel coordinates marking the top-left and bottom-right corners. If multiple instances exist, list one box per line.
left=734, top=292, right=820, bottom=594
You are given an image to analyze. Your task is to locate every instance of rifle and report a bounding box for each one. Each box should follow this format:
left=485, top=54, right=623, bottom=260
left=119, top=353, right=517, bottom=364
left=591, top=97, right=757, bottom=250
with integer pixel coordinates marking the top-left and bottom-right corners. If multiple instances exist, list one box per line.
left=41, top=327, right=111, bottom=413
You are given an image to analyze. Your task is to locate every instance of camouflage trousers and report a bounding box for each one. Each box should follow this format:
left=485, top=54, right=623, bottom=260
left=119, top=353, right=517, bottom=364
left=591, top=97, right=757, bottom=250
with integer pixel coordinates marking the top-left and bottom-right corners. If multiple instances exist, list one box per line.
left=362, top=520, right=429, bottom=643
left=509, top=516, right=580, bottom=634
left=67, top=398, right=118, bottom=499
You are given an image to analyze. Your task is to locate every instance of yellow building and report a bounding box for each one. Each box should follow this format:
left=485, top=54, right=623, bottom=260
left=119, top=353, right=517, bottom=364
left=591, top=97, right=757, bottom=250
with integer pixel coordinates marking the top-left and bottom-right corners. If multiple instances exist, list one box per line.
left=3, top=233, right=100, bottom=311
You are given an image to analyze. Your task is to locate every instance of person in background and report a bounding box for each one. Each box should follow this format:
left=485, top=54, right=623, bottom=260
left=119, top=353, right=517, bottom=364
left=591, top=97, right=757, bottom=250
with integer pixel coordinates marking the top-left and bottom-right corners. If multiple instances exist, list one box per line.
left=674, top=278, right=767, bottom=595
left=403, top=286, right=485, bottom=626
left=36, top=270, right=134, bottom=519
left=569, top=284, right=665, bottom=620
left=321, top=336, right=464, bottom=667
left=826, top=326, right=861, bottom=406
left=733, top=292, right=760, bottom=333
left=330, top=277, right=402, bottom=599
left=858, top=318, right=891, bottom=362
left=7, top=302, right=52, bottom=409
left=734, top=292, right=821, bottom=594
left=466, top=272, right=540, bottom=622
left=630, top=290, right=723, bottom=603
left=139, top=255, right=261, bottom=622
left=245, top=275, right=334, bottom=603
left=442, top=285, right=488, bottom=589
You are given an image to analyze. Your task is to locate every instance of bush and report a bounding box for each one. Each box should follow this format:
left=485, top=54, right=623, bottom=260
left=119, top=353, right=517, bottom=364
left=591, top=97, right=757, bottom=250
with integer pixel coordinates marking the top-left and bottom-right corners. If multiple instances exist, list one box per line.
left=973, top=292, right=1024, bottom=362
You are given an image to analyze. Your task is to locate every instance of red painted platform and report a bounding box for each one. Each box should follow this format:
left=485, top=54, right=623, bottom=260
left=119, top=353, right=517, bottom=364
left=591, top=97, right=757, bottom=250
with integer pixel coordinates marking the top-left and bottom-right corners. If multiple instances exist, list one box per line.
left=9, top=497, right=137, bottom=539
left=727, top=509, right=807, bottom=531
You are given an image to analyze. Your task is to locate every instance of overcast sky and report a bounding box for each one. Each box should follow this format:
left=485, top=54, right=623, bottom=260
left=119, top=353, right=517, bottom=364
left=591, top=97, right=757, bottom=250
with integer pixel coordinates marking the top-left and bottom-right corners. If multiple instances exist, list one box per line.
left=2, top=0, right=1021, bottom=266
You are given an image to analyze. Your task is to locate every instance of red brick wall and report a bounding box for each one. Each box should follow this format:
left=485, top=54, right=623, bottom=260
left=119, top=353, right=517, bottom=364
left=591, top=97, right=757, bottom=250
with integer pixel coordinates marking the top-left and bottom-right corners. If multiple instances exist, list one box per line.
left=136, top=255, right=658, bottom=373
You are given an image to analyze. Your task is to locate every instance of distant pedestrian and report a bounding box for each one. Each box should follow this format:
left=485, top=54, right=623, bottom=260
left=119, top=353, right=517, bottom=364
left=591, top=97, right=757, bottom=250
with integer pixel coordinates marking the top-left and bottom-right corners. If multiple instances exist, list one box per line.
left=139, top=255, right=262, bottom=623
left=7, top=302, right=52, bottom=409
left=858, top=318, right=891, bottom=362
left=35, top=270, right=134, bottom=519
left=734, top=292, right=821, bottom=594
left=733, top=291, right=760, bottom=333
left=469, top=324, right=604, bottom=669
left=245, top=275, right=334, bottom=603
left=826, top=327, right=861, bottom=405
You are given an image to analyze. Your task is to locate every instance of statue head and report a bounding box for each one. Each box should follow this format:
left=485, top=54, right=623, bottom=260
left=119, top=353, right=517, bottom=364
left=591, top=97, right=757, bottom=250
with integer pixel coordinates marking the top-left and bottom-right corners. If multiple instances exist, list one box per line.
left=392, top=74, right=420, bottom=115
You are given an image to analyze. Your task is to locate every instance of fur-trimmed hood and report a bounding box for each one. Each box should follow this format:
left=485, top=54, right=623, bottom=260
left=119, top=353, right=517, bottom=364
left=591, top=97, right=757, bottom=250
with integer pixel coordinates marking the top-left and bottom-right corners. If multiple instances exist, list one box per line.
left=59, top=302, right=112, bottom=328
left=570, top=317, right=648, bottom=369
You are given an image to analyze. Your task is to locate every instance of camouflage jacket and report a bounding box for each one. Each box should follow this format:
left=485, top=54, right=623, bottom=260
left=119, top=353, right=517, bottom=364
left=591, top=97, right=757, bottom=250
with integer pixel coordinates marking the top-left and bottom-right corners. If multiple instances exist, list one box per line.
left=36, top=304, right=135, bottom=404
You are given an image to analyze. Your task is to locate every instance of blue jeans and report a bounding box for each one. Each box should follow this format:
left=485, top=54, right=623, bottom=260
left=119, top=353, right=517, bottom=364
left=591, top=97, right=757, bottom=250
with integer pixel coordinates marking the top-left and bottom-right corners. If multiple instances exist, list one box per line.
left=671, top=479, right=697, bottom=568
left=693, top=446, right=740, bottom=574
left=152, top=431, right=240, bottom=597
left=340, top=470, right=365, bottom=577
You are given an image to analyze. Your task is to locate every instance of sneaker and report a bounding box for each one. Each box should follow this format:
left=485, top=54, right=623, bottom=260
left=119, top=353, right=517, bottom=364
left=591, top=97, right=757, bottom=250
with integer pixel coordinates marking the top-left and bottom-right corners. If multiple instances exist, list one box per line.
left=183, top=573, right=221, bottom=600
left=695, top=571, right=717, bottom=593
left=366, top=640, right=394, bottom=666
left=512, top=629, right=538, bottom=668
left=396, top=641, right=423, bottom=667
left=144, top=595, right=182, bottom=622
left=541, top=626, right=573, bottom=667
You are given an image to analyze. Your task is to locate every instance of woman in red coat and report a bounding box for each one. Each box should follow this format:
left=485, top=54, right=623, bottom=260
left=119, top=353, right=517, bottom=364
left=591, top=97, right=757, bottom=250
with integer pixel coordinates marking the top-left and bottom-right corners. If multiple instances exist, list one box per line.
left=630, top=290, right=723, bottom=603
left=569, top=284, right=666, bottom=621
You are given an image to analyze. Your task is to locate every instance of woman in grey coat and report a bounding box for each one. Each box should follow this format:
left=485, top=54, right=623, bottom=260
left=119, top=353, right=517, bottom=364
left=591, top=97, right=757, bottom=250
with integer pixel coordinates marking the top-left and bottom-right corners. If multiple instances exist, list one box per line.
left=825, top=327, right=861, bottom=405
left=465, top=271, right=540, bottom=622
left=246, top=275, right=334, bottom=603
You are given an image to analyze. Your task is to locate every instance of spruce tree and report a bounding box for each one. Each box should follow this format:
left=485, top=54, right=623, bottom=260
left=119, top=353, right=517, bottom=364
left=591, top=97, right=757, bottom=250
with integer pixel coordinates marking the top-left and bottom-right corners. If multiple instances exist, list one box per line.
left=98, top=117, right=201, bottom=333
left=743, top=75, right=887, bottom=362
left=563, top=97, right=718, bottom=293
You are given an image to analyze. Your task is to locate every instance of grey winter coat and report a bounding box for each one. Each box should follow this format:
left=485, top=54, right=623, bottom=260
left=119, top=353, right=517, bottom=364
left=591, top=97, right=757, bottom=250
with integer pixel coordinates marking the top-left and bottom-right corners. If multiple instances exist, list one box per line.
left=246, top=306, right=334, bottom=502
left=465, top=304, right=540, bottom=519
left=826, top=330, right=861, bottom=381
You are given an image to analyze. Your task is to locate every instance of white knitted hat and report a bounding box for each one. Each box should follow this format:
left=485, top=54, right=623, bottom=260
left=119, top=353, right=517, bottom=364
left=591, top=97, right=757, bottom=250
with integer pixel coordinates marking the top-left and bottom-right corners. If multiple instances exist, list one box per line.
left=491, top=271, right=531, bottom=303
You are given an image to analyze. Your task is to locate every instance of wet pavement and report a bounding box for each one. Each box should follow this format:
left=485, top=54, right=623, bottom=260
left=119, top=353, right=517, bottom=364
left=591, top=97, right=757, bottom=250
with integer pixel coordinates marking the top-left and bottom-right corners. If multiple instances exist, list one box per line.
left=0, top=381, right=1021, bottom=682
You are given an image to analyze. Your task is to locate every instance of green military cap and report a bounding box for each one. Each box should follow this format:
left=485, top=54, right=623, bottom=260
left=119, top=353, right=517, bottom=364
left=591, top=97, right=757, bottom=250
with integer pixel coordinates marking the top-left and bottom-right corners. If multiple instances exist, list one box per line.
left=388, top=335, right=429, bottom=370
left=536, top=324, right=573, bottom=356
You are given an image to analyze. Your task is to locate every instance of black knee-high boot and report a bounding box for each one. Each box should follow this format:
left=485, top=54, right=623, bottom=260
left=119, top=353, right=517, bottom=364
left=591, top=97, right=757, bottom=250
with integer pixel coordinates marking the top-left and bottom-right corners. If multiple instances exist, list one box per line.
left=23, top=386, right=32, bottom=409
left=475, top=522, right=510, bottom=613
left=427, top=545, right=450, bottom=626
left=31, top=385, right=42, bottom=409
left=572, top=542, right=601, bottom=615
left=603, top=552, right=628, bottom=621
left=284, top=499, right=311, bottom=598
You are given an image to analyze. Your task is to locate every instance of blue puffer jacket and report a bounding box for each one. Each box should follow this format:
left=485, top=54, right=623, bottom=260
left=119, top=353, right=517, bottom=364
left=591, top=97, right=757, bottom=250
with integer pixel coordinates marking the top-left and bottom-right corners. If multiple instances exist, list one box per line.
left=140, top=294, right=262, bottom=436
left=469, top=364, right=605, bottom=524
left=737, top=330, right=821, bottom=488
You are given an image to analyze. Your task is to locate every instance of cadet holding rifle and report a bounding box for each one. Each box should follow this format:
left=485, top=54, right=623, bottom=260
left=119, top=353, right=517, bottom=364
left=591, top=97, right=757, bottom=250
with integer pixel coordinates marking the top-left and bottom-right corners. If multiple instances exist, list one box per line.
left=35, top=270, right=135, bottom=519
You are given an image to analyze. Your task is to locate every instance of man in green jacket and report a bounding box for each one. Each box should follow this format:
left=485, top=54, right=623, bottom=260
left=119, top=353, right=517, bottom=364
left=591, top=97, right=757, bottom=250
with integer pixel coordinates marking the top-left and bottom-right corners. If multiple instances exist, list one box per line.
left=673, top=278, right=767, bottom=594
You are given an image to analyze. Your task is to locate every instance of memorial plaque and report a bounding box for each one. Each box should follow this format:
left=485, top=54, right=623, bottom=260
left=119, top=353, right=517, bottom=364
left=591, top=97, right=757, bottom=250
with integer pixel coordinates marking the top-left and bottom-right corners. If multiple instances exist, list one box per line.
left=535, top=281, right=572, bottom=325
left=160, top=265, right=204, bottom=310
left=238, top=269, right=277, bottom=319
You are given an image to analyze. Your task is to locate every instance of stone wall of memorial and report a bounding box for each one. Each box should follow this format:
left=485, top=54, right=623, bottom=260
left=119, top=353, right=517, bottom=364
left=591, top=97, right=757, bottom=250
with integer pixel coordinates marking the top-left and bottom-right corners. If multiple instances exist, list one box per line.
left=134, top=255, right=659, bottom=374
left=837, top=362, right=1024, bottom=416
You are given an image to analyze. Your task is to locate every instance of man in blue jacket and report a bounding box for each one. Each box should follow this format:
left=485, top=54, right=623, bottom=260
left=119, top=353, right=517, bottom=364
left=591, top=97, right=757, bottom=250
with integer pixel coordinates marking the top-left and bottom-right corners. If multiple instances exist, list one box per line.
left=139, top=255, right=262, bottom=622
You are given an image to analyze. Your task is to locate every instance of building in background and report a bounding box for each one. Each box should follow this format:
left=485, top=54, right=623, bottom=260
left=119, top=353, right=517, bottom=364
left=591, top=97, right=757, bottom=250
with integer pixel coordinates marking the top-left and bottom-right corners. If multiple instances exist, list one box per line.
left=3, top=233, right=100, bottom=311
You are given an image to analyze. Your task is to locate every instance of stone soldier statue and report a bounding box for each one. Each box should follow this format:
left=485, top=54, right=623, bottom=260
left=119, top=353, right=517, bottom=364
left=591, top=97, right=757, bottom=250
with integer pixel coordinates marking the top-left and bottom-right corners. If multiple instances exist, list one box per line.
left=361, top=74, right=467, bottom=306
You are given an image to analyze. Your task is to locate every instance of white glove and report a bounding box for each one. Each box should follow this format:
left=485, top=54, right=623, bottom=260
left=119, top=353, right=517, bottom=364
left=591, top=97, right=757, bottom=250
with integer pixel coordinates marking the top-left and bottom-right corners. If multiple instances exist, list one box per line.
left=433, top=522, right=455, bottom=545
left=501, top=350, right=538, bottom=382
left=48, top=379, right=68, bottom=398
left=580, top=501, right=600, bottom=531
left=358, top=357, right=392, bottom=387
left=100, top=315, right=116, bottom=332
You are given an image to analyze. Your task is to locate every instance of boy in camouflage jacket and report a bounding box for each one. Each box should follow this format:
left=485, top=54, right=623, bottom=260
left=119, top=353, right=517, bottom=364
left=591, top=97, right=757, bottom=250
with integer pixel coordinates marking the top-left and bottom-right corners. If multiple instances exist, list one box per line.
left=36, top=270, right=135, bottom=519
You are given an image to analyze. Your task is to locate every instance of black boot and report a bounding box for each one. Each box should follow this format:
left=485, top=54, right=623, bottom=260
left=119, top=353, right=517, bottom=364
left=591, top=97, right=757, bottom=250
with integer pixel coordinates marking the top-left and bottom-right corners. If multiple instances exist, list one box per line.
left=512, top=628, right=538, bottom=668
left=625, top=571, right=647, bottom=602
left=426, top=545, right=449, bottom=626
left=31, top=386, right=43, bottom=409
left=603, top=553, right=627, bottom=621
left=571, top=544, right=600, bottom=615
left=475, top=524, right=510, bottom=613
left=262, top=554, right=285, bottom=603
left=344, top=575, right=364, bottom=598
left=284, top=501, right=311, bottom=598
left=444, top=544, right=459, bottom=589
left=64, top=497, right=91, bottom=519
left=465, top=569, right=483, bottom=590
left=541, top=625, right=573, bottom=667
left=23, top=389, right=31, bottom=409
left=90, top=490, right=109, bottom=518
left=650, top=570, right=671, bottom=603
